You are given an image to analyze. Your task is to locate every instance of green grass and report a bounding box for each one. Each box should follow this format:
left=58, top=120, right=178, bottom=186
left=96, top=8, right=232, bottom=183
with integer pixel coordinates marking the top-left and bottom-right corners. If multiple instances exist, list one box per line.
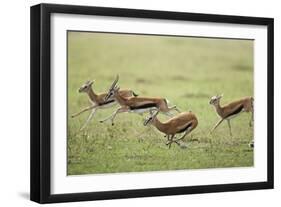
left=67, top=32, right=254, bottom=175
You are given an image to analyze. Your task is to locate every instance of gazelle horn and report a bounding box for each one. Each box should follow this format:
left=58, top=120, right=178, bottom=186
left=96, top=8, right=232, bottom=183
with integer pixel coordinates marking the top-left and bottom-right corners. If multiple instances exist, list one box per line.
left=109, top=75, right=119, bottom=90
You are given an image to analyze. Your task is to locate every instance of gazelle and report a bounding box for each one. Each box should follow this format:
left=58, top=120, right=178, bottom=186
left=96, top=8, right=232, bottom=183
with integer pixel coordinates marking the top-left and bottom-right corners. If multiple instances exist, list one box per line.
left=71, top=80, right=137, bottom=130
left=144, top=110, right=198, bottom=148
left=209, top=94, right=254, bottom=136
left=100, top=75, right=180, bottom=125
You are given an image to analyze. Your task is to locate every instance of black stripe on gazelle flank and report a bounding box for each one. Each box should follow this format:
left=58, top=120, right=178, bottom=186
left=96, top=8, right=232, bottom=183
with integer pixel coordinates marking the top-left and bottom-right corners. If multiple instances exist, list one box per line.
left=225, top=105, right=244, bottom=118
left=129, top=103, right=157, bottom=110
left=99, top=99, right=115, bottom=106
left=177, top=122, right=193, bottom=133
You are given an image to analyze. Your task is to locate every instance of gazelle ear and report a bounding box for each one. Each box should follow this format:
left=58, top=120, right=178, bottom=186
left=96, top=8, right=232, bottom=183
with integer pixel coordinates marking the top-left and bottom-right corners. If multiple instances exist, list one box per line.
left=89, top=80, right=94, bottom=85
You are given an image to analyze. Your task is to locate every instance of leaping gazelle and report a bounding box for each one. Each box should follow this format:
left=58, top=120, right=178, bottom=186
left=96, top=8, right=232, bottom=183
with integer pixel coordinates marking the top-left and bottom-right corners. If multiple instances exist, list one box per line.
left=144, top=110, right=198, bottom=148
left=100, top=75, right=180, bottom=125
left=71, top=80, right=138, bottom=131
left=209, top=94, right=254, bottom=136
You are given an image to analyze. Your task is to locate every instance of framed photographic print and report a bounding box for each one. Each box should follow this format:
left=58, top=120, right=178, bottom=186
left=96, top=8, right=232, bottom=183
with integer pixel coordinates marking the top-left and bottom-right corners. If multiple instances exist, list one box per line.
left=30, top=3, right=274, bottom=203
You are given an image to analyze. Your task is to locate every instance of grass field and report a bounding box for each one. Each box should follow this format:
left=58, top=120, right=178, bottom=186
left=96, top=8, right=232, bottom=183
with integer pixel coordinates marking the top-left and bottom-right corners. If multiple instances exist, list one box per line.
left=67, top=31, right=254, bottom=175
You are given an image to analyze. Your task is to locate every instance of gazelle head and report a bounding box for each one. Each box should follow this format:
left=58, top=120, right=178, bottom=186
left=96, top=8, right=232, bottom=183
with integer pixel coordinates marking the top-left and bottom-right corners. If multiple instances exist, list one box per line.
left=143, top=110, right=159, bottom=126
left=209, top=94, right=223, bottom=105
left=78, top=80, right=93, bottom=93
left=105, top=75, right=119, bottom=101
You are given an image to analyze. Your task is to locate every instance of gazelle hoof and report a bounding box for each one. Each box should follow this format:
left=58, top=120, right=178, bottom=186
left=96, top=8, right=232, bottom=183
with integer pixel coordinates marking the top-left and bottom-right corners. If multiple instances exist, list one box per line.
left=111, top=123, right=114, bottom=126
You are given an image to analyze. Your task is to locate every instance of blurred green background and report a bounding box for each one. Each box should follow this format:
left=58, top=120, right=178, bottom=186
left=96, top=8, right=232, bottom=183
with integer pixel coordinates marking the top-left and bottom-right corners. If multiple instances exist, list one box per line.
left=67, top=31, right=253, bottom=175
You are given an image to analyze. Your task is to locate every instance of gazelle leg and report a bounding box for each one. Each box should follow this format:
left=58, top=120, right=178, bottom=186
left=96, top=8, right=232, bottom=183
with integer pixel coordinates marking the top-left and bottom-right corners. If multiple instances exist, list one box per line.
left=211, top=118, right=224, bottom=133
left=163, top=106, right=180, bottom=117
left=79, top=108, right=97, bottom=131
left=71, top=105, right=97, bottom=118
left=249, top=99, right=254, bottom=127
left=169, top=105, right=180, bottom=113
left=168, top=129, right=191, bottom=146
left=167, top=135, right=175, bottom=149
left=164, top=111, right=174, bottom=117
left=227, top=119, right=232, bottom=137
left=110, top=108, right=128, bottom=125
left=100, top=107, right=127, bottom=125
left=166, top=135, right=175, bottom=149
left=165, top=135, right=170, bottom=145
left=99, top=108, right=120, bottom=123
left=249, top=111, right=254, bottom=127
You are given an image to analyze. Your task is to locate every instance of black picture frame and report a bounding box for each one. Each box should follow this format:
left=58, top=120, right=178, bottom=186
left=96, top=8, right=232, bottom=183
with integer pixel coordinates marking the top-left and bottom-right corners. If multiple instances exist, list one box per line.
left=30, top=3, right=274, bottom=204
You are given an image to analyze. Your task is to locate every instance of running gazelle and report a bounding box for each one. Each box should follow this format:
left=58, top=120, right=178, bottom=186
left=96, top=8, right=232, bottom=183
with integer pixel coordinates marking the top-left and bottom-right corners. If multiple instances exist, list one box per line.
left=100, top=75, right=180, bottom=125
left=144, top=110, right=198, bottom=148
left=209, top=94, right=254, bottom=136
left=71, top=80, right=137, bottom=130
